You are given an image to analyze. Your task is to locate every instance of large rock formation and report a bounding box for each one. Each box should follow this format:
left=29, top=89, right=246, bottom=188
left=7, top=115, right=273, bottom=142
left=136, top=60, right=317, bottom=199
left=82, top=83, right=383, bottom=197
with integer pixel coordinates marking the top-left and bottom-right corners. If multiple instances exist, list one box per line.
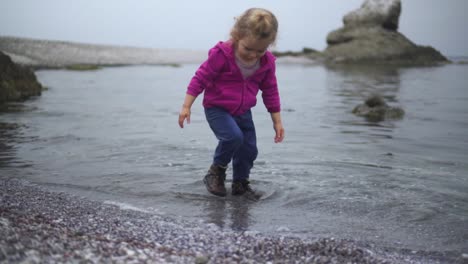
left=0, top=51, right=42, bottom=105
left=323, top=0, right=448, bottom=64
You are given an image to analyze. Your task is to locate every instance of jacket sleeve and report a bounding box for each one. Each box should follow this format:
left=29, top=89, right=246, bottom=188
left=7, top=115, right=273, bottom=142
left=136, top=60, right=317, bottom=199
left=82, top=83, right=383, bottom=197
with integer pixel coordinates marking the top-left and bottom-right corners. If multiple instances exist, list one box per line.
left=260, top=54, right=281, bottom=113
left=186, top=47, right=225, bottom=97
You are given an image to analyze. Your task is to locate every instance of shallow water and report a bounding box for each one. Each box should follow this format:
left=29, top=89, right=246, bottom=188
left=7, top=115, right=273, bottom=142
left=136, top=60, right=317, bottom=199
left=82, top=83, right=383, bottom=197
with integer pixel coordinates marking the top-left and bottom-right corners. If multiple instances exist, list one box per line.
left=1, top=62, right=467, bottom=253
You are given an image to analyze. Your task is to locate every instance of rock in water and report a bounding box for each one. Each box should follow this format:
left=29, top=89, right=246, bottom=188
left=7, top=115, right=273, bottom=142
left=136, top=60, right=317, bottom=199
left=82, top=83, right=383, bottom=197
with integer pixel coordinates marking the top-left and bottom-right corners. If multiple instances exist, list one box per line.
left=352, top=95, right=404, bottom=121
left=324, top=0, right=448, bottom=65
left=0, top=51, right=42, bottom=105
left=364, top=95, right=387, bottom=108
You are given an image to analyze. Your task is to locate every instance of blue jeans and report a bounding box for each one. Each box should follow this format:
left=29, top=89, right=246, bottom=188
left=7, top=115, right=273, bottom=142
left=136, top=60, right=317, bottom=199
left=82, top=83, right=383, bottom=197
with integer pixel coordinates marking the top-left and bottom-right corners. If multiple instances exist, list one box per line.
left=205, top=107, right=258, bottom=182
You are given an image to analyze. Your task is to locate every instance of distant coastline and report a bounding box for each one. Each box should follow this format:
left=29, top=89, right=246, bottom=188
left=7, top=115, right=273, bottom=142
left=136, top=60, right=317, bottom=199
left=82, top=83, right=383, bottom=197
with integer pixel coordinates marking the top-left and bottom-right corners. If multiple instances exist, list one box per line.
left=0, top=36, right=323, bottom=69
left=2, top=35, right=458, bottom=70
left=0, top=36, right=321, bottom=69
left=0, top=36, right=207, bottom=69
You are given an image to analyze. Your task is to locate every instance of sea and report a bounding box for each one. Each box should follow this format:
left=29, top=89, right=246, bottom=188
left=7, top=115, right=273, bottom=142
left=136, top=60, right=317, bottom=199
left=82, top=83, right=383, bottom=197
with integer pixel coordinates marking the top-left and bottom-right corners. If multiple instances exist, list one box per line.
left=1, top=59, right=467, bottom=255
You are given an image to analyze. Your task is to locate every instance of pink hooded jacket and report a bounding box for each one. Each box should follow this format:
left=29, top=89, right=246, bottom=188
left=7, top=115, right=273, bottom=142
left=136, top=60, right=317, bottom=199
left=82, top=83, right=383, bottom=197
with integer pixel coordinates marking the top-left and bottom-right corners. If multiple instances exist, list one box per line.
left=187, top=41, right=281, bottom=116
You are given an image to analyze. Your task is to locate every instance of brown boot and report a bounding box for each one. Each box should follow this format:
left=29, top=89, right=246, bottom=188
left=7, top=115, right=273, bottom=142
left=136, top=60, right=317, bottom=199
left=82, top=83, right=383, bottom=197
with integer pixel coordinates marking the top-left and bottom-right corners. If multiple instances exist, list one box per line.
left=232, top=180, right=261, bottom=201
left=203, top=164, right=227, bottom=197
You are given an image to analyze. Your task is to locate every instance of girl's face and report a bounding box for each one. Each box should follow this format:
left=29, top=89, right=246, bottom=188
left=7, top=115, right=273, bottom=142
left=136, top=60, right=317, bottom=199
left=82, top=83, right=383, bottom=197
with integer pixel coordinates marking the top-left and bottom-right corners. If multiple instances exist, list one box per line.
left=235, top=36, right=271, bottom=65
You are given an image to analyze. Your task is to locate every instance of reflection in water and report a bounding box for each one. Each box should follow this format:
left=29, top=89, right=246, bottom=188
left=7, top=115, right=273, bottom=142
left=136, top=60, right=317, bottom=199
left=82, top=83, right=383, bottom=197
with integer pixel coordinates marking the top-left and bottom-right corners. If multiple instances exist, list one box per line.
left=204, top=198, right=227, bottom=228
left=326, top=64, right=402, bottom=106
left=1, top=104, right=38, bottom=171
left=202, top=196, right=254, bottom=231
left=229, top=198, right=252, bottom=231
left=324, top=64, right=405, bottom=144
left=0, top=122, right=20, bottom=169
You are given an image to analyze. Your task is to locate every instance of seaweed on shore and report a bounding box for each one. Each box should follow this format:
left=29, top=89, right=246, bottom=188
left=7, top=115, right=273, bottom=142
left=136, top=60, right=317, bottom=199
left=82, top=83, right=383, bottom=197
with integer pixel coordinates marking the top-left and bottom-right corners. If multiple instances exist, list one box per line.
left=272, top=47, right=321, bottom=57
left=65, top=64, right=102, bottom=71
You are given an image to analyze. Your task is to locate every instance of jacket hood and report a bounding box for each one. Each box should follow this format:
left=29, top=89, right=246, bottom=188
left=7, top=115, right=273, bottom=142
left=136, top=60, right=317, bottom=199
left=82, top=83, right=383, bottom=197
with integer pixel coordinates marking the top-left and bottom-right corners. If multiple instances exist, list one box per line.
left=215, top=41, right=235, bottom=59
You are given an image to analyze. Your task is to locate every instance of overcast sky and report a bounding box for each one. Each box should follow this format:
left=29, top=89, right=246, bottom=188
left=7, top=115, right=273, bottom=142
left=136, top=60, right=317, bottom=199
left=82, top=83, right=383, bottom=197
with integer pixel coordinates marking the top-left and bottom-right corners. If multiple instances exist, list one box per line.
left=1, top=0, right=468, bottom=56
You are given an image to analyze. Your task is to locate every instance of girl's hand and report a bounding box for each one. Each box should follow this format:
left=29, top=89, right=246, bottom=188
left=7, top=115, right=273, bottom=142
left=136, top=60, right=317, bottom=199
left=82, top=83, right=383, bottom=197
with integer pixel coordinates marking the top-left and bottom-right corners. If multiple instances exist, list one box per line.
left=273, top=122, right=285, bottom=143
left=179, top=95, right=196, bottom=128
left=178, top=106, right=191, bottom=128
left=270, top=112, right=284, bottom=143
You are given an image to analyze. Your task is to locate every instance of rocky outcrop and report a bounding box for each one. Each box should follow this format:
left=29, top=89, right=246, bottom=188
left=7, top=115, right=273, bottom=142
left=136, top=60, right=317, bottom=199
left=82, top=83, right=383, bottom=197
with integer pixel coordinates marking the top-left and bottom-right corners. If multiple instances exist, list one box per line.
left=342, top=0, right=401, bottom=31
left=323, top=0, right=448, bottom=65
left=352, top=95, right=404, bottom=121
left=0, top=51, right=42, bottom=105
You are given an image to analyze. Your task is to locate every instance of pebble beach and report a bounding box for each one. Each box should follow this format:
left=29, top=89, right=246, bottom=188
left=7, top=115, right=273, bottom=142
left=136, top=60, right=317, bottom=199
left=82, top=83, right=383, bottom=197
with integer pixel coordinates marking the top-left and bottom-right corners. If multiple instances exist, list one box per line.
left=1, top=179, right=462, bottom=264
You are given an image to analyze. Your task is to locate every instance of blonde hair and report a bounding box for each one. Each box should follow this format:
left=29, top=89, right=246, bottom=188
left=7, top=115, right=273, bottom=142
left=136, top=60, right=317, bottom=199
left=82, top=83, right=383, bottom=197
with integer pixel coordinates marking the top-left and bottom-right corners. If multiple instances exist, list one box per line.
left=230, top=8, right=278, bottom=45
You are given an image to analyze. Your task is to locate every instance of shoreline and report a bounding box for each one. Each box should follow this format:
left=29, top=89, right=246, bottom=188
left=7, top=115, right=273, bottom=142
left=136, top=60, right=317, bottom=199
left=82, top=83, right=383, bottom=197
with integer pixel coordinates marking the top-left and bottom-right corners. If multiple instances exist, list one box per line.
left=0, top=36, right=207, bottom=68
left=0, top=178, right=461, bottom=263
left=0, top=36, right=321, bottom=69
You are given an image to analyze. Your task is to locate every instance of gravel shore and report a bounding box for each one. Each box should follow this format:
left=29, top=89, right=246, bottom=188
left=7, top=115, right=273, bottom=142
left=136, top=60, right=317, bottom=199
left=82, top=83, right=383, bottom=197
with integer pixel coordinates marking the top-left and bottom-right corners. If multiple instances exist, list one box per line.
left=0, top=179, right=462, bottom=263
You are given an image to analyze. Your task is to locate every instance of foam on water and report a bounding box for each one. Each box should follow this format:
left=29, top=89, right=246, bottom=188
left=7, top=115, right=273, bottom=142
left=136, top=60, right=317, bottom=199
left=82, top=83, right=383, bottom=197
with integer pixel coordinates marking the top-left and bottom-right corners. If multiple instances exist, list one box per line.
left=103, top=200, right=157, bottom=214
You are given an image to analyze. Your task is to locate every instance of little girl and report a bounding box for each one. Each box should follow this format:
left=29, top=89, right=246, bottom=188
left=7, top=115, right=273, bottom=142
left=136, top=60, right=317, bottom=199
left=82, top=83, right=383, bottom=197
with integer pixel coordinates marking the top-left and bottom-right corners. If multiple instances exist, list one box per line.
left=178, top=8, right=285, bottom=198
